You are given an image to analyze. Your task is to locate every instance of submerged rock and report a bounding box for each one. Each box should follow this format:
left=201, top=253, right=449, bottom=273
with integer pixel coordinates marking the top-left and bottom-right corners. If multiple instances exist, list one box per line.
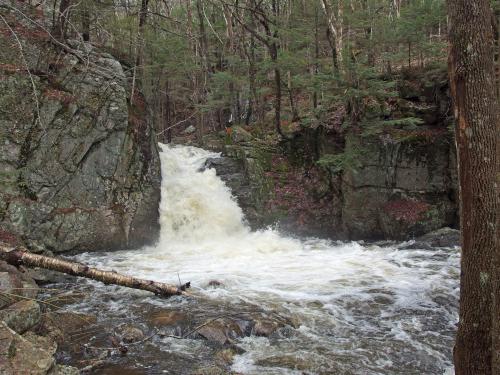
left=196, top=318, right=244, bottom=346
left=256, top=355, right=313, bottom=372
left=207, top=280, right=224, bottom=288
left=41, top=311, right=98, bottom=346
left=251, top=317, right=283, bottom=337
left=118, top=324, right=145, bottom=343
left=148, top=310, right=189, bottom=327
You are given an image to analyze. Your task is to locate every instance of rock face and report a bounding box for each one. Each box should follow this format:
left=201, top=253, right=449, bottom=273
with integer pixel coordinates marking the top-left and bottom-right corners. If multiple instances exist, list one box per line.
left=0, top=5, right=160, bottom=252
left=204, top=143, right=273, bottom=228
left=202, top=68, right=458, bottom=240
left=340, top=132, right=457, bottom=239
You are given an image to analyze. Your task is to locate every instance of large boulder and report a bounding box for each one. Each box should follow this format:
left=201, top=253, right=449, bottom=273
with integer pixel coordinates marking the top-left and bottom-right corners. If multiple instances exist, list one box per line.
left=0, top=5, right=160, bottom=252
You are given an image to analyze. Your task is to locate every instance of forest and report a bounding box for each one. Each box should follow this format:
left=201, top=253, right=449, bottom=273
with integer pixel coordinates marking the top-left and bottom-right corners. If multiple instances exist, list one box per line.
left=66, top=0, right=451, bottom=141
left=0, top=0, right=498, bottom=374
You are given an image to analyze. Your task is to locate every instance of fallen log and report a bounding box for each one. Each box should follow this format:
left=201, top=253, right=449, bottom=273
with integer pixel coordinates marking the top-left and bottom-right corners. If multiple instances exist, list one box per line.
left=0, top=246, right=189, bottom=297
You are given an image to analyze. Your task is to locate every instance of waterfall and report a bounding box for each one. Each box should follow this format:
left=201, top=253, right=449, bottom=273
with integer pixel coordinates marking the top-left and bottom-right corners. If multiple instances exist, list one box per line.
left=158, top=144, right=247, bottom=244
left=75, top=143, right=459, bottom=375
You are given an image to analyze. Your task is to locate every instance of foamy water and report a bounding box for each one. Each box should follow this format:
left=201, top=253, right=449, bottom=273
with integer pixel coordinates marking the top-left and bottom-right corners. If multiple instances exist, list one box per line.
left=76, top=144, right=459, bottom=374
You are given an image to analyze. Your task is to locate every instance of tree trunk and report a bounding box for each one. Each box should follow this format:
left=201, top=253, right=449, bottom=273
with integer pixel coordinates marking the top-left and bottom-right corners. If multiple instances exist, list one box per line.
left=0, top=246, right=188, bottom=297
left=270, top=0, right=284, bottom=139
left=321, top=0, right=342, bottom=70
left=53, top=0, right=71, bottom=41
left=271, top=46, right=284, bottom=138
left=81, top=1, right=90, bottom=42
left=287, top=71, right=299, bottom=121
left=447, top=1, right=500, bottom=374
left=313, top=4, right=320, bottom=109
left=195, top=0, right=209, bottom=143
left=493, top=8, right=499, bottom=99
left=130, top=0, right=149, bottom=105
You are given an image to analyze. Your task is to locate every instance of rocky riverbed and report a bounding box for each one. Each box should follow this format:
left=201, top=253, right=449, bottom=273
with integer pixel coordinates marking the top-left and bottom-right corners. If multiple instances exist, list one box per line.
left=0, top=227, right=459, bottom=375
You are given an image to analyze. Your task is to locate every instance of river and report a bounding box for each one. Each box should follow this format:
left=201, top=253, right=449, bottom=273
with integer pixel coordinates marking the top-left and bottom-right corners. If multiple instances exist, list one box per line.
left=66, top=144, right=459, bottom=374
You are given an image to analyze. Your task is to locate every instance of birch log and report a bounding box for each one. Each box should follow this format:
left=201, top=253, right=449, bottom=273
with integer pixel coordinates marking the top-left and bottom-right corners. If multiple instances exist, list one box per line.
left=0, top=246, right=189, bottom=297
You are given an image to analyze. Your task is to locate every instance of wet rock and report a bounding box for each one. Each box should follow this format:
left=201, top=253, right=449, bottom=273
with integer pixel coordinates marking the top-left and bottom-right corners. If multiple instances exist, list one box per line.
left=148, top=310, right=191, bottom=338
left=204, top=158, right=243, bottom=176
left=23, top=267, right=75, bottom=285
left=256, top=355, right=312, bottom=371
left=207, top=280, right=224, bottom=288
left=204, top=146, right=273, bottom=229
left=149, top=310, right=189, bottom=327
left=41, top=311, right=97, bottom=345
left=191, top=366, right=233, bottom=375
left=215, top=348, right=236, bottom=365
left=233, top=319, right=252, bottom=336
left=416, top=227, right=460, bottom=247
left=48, top=365, right=80, bottom=375
left=252, top=318, right=283, bottom=337
left=0, top=322, right=56, bottom=375
left=45, top=291, right=88, bottom=308
left=0, top=300, right=41, bottom=333
left=118, top=325, right=145, bottom=343
left=341, top=132, right=457, bottom=240
left=197, top=318, right=243, bottom=346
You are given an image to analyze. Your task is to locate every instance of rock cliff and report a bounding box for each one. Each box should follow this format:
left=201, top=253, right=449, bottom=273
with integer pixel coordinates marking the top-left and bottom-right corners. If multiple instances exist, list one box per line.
left=0, top=4, right=160, bottom=252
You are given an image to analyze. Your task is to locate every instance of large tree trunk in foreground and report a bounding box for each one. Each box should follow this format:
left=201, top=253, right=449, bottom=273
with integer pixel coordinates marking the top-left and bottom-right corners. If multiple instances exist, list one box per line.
left=447, top=0, right=500, bottom=374
left=0, top=246, right=188, bottom=297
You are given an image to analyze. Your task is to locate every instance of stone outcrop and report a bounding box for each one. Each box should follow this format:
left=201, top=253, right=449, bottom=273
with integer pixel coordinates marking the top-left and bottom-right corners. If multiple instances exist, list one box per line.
left=204, top=137, right=273, bottom=228
left=340, top=132, right=457, bottom=239
left=0, top=4, right=160, bottom=252
left=202, top=68, right=458, bottom=240
left=0, top=258, right=79, bottom=375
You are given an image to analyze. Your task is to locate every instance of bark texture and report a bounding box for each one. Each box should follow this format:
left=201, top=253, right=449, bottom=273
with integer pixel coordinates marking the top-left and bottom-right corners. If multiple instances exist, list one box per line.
left=447, top=1, right=500, bottom=374
left=0, top=246, right=187, bottom=297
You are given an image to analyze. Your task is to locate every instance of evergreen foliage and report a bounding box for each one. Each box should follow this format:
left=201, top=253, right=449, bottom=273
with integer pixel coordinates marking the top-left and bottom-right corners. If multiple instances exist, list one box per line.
left=45, top=0, right=448, bottom=140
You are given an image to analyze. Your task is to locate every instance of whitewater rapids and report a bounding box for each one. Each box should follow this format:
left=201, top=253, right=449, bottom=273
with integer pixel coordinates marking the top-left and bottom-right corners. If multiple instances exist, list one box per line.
left=76, top=143, right=459, bottom=374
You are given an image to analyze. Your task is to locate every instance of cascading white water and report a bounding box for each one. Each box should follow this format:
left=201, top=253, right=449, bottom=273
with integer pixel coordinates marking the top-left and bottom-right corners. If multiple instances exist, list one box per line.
left=158, top=144, right=248, bottom=245
left=77, top=143, right=459, bottom=374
